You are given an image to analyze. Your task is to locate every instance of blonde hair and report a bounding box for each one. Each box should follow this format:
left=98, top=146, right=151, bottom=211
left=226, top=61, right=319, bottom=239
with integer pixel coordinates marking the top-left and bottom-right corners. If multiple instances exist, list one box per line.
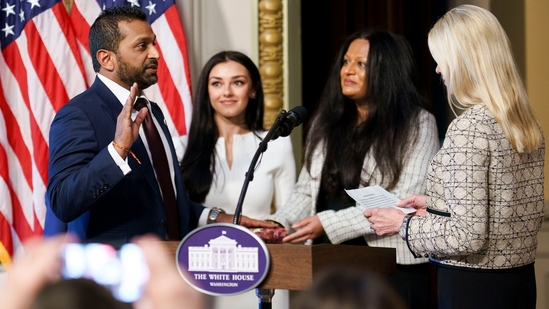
left=428, top=5, right=542, bottom=153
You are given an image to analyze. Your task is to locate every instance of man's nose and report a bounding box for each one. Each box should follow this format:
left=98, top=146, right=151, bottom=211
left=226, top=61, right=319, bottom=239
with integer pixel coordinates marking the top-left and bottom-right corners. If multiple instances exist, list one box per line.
left=149, top=45, right=160, bottom=59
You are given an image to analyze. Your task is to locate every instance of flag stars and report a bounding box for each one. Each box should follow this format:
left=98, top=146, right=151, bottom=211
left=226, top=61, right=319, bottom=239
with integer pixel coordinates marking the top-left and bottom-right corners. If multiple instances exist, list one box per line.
left=127, top=0, right=140, bottom=7
left=2, top=22, right=15, bottom=37
left=28, top=0, right=41, bottom=9
left=145, top=1, right=156, bottom=15
left=19, top=9, right=25, bottom=22
left=2, top=2, right=16, bottom=17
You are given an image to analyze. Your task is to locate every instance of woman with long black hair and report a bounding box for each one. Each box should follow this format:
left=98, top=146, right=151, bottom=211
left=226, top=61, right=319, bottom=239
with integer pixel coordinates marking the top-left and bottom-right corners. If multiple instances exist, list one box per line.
left=268, top=29, right=440, bottom=308
left=181, top=51, right=295, bottom=309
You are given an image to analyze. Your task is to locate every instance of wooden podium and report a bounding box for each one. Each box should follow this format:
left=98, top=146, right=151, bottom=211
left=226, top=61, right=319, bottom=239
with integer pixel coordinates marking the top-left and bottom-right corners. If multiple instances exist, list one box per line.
left=164, top=241, right=396, bottom=291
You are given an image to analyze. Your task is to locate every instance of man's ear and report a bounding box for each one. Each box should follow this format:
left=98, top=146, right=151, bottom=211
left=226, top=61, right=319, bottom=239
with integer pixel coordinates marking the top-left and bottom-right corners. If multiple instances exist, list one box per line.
left=97, top=49, right=115, bottom=71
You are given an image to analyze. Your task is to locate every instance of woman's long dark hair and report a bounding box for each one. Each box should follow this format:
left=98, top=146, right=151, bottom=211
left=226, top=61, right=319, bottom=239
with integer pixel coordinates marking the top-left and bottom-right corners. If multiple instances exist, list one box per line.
left=181, top=51, right=264, bottom=203
left=306, top=29, right=425, bottom=195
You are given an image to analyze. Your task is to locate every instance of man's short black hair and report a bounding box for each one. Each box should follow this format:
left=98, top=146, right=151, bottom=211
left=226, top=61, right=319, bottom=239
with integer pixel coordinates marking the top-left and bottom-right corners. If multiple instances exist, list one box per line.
left=89, top=6, right=147, bottom=72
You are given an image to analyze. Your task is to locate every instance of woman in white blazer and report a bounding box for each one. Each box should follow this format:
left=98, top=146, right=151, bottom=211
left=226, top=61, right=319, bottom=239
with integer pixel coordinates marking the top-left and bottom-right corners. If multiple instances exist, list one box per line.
left=268, top=29, right=440, bottom=308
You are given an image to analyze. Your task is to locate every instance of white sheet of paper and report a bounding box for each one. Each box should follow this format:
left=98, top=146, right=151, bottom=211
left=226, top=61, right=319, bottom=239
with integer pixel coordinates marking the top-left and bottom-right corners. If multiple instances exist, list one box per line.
left=345, top=185, right=416, bottom=214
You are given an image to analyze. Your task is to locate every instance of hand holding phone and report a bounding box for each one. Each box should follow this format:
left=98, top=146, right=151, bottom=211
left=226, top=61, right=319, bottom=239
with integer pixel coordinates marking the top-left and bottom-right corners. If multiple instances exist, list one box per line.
left=60, top=243, right=149, bottom=303
left=0, top=235, right=70, bottom=309
left=132, top=235, right=204, bottom=309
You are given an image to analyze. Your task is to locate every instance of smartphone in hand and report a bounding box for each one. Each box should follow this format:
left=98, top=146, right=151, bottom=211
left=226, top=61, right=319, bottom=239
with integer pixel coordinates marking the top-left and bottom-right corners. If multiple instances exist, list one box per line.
left=60, top=243, right=149, bottom=303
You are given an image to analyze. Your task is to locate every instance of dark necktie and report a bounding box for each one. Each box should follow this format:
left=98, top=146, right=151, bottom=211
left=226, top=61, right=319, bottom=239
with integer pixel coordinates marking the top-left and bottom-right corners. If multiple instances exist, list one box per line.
left=134, top=98, right=179, bottom=239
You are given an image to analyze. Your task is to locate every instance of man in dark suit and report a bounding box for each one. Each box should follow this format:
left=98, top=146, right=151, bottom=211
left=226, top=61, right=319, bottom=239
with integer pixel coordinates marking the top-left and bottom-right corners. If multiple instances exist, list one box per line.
left=45, top=6, right=270, bottom=247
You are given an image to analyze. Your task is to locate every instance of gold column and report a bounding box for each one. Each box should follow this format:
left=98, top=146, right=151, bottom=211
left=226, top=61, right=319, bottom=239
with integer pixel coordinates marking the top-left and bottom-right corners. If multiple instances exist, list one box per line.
left=258, top=0, right=284, bottom=129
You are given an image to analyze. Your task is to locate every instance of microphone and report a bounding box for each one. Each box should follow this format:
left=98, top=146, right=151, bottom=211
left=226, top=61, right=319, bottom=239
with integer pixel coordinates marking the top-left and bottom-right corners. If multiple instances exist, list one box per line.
left=271, top=106, right=308, bottom=140
left=232, top=106, right=307, bottom=225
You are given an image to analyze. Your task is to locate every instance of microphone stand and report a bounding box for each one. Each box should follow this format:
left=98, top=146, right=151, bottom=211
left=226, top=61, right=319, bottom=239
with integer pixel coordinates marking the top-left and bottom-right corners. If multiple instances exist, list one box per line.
left=232, top=109, right=287, bottom=225
left=232, top=110, right=288, bottom=309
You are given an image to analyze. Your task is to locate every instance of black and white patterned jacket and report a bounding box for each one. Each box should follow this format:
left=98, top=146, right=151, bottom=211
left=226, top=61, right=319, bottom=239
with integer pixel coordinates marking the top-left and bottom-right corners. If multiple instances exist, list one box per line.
left=404, top=104, right=545, bottom=269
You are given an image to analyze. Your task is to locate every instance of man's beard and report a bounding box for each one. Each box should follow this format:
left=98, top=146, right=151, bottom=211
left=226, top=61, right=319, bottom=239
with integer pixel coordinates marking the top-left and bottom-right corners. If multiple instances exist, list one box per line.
left=116, top=54, right=158, bottom=90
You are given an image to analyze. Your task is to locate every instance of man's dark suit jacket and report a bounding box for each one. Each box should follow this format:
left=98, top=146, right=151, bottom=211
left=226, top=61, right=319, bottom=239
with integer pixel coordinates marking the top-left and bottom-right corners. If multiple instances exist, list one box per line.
left=45, top=77, right=204, bottom=247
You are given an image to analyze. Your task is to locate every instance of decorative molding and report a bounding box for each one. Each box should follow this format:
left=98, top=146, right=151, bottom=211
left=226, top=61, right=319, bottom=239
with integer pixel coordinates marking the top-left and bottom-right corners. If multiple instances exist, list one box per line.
left=258, top=0, right=283, bottom=129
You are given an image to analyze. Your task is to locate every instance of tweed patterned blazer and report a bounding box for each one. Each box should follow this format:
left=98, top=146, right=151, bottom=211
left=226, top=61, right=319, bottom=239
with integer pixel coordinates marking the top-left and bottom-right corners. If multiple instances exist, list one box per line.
left=404, top=104, right=545, bottom=269
left=268, top=109, right=439, bottom=264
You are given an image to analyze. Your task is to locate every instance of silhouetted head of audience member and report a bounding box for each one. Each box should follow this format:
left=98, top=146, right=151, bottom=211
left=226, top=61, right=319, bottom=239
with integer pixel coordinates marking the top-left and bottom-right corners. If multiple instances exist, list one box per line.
left=293, top=266, right=407, bottom=309
left=30, top=278, right=130, bottom=309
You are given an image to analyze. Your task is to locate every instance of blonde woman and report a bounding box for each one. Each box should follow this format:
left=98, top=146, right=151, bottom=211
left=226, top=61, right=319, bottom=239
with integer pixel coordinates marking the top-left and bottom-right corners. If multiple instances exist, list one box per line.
left=364, top=5, right=545, bottom=308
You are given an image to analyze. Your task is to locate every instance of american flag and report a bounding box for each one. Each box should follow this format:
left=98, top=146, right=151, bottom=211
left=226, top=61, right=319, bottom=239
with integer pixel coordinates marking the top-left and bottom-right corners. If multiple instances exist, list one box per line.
left=0, top=0, right=192, bottom=266
left=0, top=0, right=87, bottom=266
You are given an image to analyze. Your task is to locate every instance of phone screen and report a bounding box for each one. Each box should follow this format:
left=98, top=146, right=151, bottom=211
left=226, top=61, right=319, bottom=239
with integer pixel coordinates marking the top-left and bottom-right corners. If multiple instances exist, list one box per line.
left=60, top=243, right=149, bottom=303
